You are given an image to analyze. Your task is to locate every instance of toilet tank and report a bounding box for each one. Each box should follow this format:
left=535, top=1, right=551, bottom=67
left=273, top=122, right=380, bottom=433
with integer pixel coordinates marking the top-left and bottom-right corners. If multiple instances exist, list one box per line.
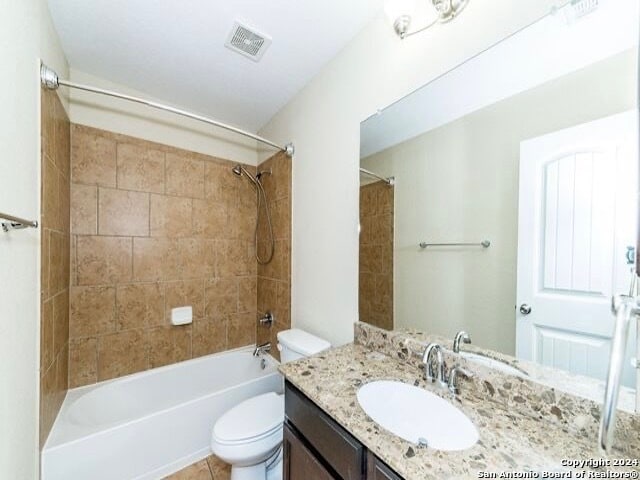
left=277, top=329, right=331, bottom=363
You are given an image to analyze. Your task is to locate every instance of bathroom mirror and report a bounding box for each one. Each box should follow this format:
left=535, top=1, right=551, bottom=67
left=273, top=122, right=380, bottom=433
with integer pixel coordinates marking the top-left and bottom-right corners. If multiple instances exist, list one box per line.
left=359, top=0, right=640, bottom=397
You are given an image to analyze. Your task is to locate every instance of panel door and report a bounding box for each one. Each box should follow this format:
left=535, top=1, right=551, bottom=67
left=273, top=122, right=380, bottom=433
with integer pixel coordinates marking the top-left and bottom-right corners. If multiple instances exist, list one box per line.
left=516, top=110, right=638, bottom=387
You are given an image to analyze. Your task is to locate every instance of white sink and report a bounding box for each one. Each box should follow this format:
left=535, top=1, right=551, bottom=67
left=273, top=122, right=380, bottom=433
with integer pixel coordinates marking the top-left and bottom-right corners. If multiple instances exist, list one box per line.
left=460, top=352, right=527, bottom=377
left=357, top=381, right=479, bottom=451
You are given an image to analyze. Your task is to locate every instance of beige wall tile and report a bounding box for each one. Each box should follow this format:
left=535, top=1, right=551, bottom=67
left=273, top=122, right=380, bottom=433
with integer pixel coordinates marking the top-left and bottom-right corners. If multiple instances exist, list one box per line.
left=41, top=230, right=50, bottom=300
left=71, top=125, right=117, bottom=186
left=148, top=325, right=192, bottom=369
left=69, top=337, right=98, bottom=388
left=53, top=291, right=69, bottom=355
left=257, top=277, right=277, bottom=314
left=165, top=280, right=205, bottom=321
left=178, top=238, right=215, bottom=279
left=71, top=184, right=97, bottom=235
left=150, top=194, right=192, bottom=237
left=193, top=318, right=227, bottom=357
left=228, top=313, right=255, bottom=349
left=238, top=276, right=257, bottom=314
left=133, top=237, right=180, bottom=282
left=116, top=283, right=164, bottom=330
left=42, top=156, right=61, bottom=231
left=193, top=199, right=228, bottom=239
left=205, top=277, right=238, bottom=319
left=117, top=143, right=165, bottom=193
left=166, top=152, right=204, bottom=198
left=205, top=162, right=237, bottom=204
left=98, top=187, right=150, bottom=236
left=40, top=299, right=54, bottom=372
left=49, top=231, right=66, bottom=295
left=77, top=236, right=133, bottom=285
left=98, top=329, right=148, bottom=381
left=70, top=286, right=116, bottom=338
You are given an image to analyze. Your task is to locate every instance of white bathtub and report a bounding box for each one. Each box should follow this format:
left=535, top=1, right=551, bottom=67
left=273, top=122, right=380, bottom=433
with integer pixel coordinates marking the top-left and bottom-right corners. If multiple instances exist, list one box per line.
left=42, top=346, right=283, bottom=480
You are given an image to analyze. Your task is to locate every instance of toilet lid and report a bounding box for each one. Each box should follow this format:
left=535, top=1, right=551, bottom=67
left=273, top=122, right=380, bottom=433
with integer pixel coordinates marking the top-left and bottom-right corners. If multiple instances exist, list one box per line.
left=213, top=392, right=284, bottom=443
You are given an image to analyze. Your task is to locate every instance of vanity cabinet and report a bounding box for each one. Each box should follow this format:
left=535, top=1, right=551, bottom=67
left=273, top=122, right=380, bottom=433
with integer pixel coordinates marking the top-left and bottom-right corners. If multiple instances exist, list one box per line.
left=284, top=381, right=402, bottom=480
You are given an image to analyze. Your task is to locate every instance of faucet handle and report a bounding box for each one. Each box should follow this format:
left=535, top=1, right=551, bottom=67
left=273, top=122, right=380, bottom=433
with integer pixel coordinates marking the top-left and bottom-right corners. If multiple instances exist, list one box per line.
left=448, top=366, right=474, bottom=395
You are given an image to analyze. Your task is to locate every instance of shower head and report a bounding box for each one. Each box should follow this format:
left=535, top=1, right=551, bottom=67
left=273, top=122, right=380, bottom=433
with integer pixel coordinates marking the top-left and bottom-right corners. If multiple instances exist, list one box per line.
left=231, top=164, right=259, bottom=187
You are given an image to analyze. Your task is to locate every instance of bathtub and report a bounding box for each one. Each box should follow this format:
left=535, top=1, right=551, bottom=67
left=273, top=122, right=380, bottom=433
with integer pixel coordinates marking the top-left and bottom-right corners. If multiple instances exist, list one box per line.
left=42, top=346, right=283, bottom=480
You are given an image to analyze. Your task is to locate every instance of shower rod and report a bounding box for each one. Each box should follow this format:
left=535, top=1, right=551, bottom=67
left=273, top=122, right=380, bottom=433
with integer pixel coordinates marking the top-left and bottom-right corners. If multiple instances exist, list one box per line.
left=360, top=168, right=395, bottom=186
left=40, top=64, right=294, bottom=157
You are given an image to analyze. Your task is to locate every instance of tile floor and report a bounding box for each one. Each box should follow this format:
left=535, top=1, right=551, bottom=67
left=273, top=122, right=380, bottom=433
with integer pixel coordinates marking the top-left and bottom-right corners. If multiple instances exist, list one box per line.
left=164, top=455, right=231, bottom=480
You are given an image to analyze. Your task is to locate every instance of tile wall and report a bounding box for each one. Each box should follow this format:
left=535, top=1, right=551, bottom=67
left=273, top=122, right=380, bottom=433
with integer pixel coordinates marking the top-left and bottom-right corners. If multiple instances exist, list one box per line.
left=256, top=152, right=292, bottom=360
left=68, top=125, right=281, bottom=387
left=40, top=88, right=71, bottom=446
left=359, top=181, right=394, bottom=330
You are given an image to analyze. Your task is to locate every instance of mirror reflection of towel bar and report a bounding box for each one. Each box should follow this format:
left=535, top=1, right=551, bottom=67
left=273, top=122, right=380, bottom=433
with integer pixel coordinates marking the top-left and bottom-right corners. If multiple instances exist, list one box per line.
left=419, top=240, right=491, bottom=249
left=1, top=211, right=39, bottom=232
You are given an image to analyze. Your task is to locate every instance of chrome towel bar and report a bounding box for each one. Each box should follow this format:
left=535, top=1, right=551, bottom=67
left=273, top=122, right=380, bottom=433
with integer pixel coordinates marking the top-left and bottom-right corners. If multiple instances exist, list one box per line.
left=1, top=212, right=39, bottom=232
left=419, top=240, right=491, bottom=249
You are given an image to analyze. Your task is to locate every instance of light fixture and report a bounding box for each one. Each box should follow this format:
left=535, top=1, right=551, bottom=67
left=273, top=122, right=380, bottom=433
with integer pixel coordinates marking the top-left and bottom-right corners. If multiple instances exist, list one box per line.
left=384, top=0, right=470, bottom=39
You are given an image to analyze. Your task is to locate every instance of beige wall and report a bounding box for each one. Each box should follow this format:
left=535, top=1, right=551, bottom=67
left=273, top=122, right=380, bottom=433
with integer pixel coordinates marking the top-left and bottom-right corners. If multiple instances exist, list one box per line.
left=361, top=50, right=637, bottom=354
left=0, top=0, right=68, bottom=477
left=259, top=1, right=566, bottom=346
left=68, top=70, right=261, bottom=167
left=68, top=124, right=269, bottom=386
left=39, top=88, right=71, bottom=447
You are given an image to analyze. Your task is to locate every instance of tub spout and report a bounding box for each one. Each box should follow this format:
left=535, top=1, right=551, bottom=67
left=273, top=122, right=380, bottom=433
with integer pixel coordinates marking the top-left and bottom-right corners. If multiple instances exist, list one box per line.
left=253, top=342, right=271, bottom=357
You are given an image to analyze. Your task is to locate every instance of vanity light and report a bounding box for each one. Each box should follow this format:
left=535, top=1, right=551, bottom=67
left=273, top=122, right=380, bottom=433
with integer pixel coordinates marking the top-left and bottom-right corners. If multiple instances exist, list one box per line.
left=384, top=0, right=470, bottom=39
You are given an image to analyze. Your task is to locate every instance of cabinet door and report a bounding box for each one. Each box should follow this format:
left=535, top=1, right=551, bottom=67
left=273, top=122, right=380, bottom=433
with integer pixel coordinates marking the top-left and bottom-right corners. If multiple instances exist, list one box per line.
left=283, top=424, right=335, bottom=480
left=367, top=454, right=402, bottom=480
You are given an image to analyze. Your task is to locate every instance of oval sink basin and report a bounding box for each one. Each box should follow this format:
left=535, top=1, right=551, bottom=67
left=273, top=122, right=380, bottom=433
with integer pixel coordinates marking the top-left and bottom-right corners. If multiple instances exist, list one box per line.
left=357, top=381, right=479, bottom=451
left=460, top=352, right=527, bottom=377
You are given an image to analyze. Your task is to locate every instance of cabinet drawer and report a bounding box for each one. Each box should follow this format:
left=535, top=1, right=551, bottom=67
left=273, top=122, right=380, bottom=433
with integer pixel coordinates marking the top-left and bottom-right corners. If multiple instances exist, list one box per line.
left=283, top=424, right=334, bottom=480
left=285, top=381, right=365, bottom=480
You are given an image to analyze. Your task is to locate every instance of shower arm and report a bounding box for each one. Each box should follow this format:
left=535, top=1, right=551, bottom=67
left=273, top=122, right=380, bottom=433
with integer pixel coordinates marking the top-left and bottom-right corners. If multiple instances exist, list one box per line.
left=40, top=64, right=294, bottom=157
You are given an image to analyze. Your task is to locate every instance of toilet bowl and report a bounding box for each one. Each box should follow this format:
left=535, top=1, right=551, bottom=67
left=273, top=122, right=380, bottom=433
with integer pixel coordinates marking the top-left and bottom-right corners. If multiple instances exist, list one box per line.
left=211, top=329, right=330, bottom=480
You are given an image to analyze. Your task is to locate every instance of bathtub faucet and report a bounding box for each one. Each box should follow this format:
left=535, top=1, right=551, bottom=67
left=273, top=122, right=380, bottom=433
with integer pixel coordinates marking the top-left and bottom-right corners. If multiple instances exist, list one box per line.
left=253, top=342, right=271, bottom=357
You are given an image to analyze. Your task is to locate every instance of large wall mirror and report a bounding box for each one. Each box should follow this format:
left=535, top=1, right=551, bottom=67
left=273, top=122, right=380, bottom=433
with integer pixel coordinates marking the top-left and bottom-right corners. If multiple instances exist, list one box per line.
left=359, top=0, right=639, bottom=401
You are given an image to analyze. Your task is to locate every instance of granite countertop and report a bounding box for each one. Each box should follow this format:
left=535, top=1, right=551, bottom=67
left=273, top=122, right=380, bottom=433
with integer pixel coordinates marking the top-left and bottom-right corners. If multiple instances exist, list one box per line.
left=279, top=342, right=639, bottom=480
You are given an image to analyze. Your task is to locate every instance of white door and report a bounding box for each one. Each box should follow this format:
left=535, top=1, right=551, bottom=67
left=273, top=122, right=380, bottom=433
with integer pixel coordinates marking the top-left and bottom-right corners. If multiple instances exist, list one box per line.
left=516, top=110, right=638, bottom=387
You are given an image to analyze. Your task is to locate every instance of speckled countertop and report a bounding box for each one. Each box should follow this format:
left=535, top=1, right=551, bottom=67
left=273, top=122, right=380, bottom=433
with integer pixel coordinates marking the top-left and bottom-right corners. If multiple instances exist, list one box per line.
left=279, top=333, right=640, bottom=480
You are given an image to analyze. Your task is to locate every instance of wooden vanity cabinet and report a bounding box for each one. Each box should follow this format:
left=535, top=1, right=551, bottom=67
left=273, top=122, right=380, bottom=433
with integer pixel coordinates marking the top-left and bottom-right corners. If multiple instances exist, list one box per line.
left=284, top=381, right=402, bottom=480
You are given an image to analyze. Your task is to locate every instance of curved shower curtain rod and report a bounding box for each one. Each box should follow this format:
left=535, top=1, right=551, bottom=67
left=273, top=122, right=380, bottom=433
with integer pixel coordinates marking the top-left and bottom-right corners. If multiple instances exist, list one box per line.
left=40, top=64, right=295, bottom=157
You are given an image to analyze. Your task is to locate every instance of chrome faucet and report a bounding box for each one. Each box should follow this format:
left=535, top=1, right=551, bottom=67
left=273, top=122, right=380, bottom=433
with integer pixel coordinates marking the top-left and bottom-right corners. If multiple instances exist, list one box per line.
left=448, top=366, right=474, bottom=395
left=599, top=293, right=640, bottom=452
left=253, top=342, right=271, bottom=357
left=453, top=331, right=471, bottom=353
left=422, top=343, right=446, bottom=387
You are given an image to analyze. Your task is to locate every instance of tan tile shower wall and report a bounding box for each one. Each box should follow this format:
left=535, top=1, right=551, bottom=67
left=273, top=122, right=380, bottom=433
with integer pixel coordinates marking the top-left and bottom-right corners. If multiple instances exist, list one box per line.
left=40, top=89, right=71, bottom=447
left=68, top=124, right=259, bottom=387
left=359, top=182, right=394, bottom=330
left=256, top=152, right=292, bottom=359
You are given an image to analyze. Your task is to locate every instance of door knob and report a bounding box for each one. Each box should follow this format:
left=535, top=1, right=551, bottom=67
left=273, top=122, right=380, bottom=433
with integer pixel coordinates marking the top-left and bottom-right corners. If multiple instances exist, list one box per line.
left=519, top=304, right=532, bottom=315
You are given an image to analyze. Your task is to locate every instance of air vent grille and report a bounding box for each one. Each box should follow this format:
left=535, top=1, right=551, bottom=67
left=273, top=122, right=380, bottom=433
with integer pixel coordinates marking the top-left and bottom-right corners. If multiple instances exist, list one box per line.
left=570, top=0, right=598, bottom=18
left=225, top=22, right=272, bottom=62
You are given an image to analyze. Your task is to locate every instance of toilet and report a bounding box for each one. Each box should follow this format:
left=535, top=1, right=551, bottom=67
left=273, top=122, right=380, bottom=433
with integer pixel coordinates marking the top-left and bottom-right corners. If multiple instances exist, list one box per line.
left=211, top=329, right=330, bottom=480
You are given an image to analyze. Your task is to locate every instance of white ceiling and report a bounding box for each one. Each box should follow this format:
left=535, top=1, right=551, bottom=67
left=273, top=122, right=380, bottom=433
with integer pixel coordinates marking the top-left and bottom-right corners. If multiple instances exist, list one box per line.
left=47, top=0, right=383, bottom=132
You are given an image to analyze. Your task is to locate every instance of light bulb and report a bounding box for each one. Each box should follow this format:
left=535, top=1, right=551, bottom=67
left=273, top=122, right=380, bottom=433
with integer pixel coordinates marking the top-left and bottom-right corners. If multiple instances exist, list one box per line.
left=384, top=0, right=418, bottom=37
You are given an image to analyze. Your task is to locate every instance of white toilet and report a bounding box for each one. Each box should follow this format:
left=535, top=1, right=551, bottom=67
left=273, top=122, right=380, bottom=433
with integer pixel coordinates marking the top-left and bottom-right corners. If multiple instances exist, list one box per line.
left=211, top=329, right=330, bottom=480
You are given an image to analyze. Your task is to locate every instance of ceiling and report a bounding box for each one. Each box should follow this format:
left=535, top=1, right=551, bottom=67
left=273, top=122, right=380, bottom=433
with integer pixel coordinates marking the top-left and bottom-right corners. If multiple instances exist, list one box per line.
left=47, top=0, right=383, bottom=132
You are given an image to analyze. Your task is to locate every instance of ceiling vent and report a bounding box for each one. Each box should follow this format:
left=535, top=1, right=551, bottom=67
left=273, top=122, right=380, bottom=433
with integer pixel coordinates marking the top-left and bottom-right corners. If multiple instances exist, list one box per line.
left=225, top=21, right=272, bottom=62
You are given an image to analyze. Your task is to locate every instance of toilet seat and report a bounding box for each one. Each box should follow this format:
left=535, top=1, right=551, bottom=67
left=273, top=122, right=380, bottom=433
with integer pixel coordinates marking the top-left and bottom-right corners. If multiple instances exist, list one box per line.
left=213, top=392, right=284, bottom=445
